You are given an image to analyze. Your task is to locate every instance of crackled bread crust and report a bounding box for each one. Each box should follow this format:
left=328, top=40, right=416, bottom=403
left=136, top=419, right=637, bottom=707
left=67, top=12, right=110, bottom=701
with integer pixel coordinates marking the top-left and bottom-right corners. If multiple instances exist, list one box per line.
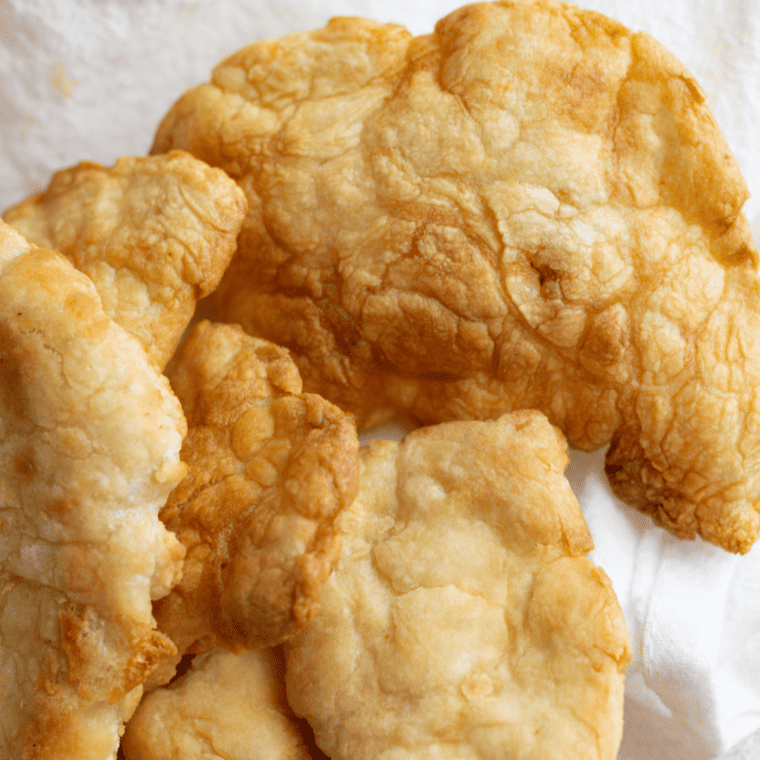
left=286, top=412, right=631, bottom=760
left=150, top=321, right=359, bottom=680
left=151, top=0, right=760, bottom=553
left=122, top=647, right=310, bottom=760
left=4, top=151, right=247, bottom=370
left=0, top=221, right=187, bottom=759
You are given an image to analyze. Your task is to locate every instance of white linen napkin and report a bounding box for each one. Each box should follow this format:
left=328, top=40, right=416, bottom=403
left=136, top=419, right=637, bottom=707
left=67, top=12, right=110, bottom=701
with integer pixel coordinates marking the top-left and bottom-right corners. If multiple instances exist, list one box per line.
left=2, top=1, right=759, bottom=757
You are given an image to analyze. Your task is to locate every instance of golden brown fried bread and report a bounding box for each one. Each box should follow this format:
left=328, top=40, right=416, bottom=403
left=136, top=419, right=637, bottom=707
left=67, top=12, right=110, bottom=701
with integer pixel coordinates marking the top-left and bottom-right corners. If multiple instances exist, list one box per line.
left=286, top=412, right=631, bottom=760
left=3, top=151, right=247, bottom=370
left=122, top=647, right=309, bottom=760
left=0, top=221, right=188, bottom=759
left=152, top=321, right=359, bottom=672
left=152, top=0, right=760, bottom=553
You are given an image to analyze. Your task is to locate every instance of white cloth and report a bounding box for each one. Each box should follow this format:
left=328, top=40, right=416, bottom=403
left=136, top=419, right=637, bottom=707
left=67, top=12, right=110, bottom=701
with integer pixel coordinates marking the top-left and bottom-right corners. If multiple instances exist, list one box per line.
left=2, top=1, right=760, bottom=757
left=566, top=451, right=760, bottom=759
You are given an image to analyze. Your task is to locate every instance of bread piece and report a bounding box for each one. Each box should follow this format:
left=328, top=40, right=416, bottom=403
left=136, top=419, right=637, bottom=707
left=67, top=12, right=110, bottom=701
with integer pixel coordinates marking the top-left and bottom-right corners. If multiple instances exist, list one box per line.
left=0, top=221, right=187, bottom=759
left=152, top=0, right=760, bottom=552
left=151, top=321, right=359, bottom=681
left=4, top=151, right=247, bottom=370
left=122, top=647, right=309, bottom=760
left=286, top=412, right=631, bottom=760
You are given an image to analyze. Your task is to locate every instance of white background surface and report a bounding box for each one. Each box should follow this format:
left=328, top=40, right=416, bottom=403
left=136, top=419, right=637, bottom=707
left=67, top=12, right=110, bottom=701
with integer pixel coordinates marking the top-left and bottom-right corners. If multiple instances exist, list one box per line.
left=1, top=1, right=759, bottom=757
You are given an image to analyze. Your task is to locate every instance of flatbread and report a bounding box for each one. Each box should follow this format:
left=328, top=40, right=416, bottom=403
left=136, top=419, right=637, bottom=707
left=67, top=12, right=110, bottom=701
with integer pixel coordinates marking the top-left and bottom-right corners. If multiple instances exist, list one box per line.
left=0, top=221, right=187, bottom=759
left=151, top=320, right=359, bottom=679
left=286, top=412, right=631, bottom=760
left=4, top=151, right=247, bottom=370
left=122, top=647, right=309, bottom=760
left=151, top=0, right=760, bottom=552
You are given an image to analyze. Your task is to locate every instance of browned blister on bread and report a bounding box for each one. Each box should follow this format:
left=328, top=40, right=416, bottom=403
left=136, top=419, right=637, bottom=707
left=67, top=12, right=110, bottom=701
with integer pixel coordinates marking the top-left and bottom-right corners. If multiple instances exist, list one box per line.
left=0, top=221, right=188, bottom=759
left=285, top=412, right=631, bottom=760
left=4, top=151, right=247, bottom=370
left=152, top=0, right=760, bottom=553
left=151, top=321, right=359, bottom=679
left=122, top=647, right=310, bottom=760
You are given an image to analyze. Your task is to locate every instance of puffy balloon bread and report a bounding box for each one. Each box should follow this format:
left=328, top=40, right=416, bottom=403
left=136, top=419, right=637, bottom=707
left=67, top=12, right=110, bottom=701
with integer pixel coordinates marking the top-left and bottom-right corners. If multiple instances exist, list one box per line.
left=151, top=321, right=359, bottom=680
left=4, top=151, right=247, bottom=370
left=122, top=647, right=310, bottom=760
left=152, top=0, right=760, bottom=553
left=0, top=221, right=188, bottom=759
left=285, top=412, right=632, bottom=760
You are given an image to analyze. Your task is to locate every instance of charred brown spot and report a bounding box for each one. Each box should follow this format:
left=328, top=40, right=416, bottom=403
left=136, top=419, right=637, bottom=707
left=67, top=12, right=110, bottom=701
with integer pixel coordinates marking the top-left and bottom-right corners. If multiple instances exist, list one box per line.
left=12, top=452, right=35, bottom=479
left=47, top=498, right=79, bottom=520
left=530, top=260, right=560, bottom=290
left=0, top=322, right=29, bottom=422
left=59, top=610, right=88, bottom=685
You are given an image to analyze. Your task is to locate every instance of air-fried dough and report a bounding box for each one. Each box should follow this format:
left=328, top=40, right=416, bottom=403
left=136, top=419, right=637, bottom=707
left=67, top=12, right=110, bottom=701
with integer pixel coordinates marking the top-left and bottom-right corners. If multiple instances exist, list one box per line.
left=286, top=412, right=631, bottom=760
left=122, top=647, right=310, bottom=760
left=152, top=0, right=760, bottom=553
left=152, top=321, right=359, bottom=673
left=3, top=151, right=247, bottom=370
left=0, top=221, right=187, bottom=759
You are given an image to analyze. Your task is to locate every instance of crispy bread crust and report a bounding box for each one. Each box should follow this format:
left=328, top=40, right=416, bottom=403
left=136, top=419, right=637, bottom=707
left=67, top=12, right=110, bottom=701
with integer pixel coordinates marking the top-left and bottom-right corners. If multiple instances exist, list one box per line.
left=152, top=321, right=359, bottom=671
left=151, top=0, right=760, bottom=552
left=286, top=412, right=631, bottom=760
left=0, top=221, right=187, bottom=759
left=122, top=648, right=310, bottom=760
left=4, top=151, right=247, bottom=370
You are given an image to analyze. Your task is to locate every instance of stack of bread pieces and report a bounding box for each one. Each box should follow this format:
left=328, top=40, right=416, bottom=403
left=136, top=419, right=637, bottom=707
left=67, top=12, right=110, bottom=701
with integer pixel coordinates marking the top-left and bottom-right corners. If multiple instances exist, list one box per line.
left=2, top=1, right=758, bottom=758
